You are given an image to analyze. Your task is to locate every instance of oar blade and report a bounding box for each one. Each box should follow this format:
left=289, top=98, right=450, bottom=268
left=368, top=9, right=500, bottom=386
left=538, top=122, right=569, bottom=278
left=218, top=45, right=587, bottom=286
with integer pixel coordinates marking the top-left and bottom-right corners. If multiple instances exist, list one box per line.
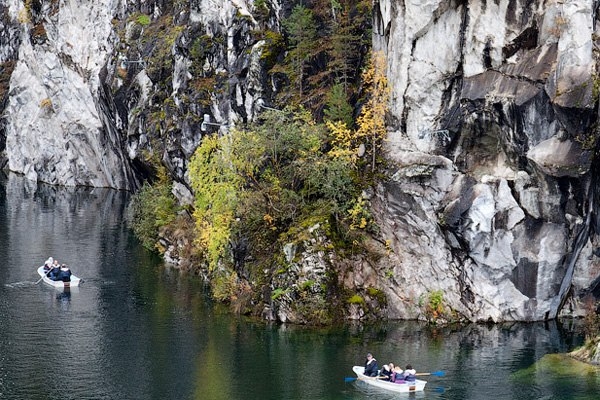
left=344, top=377, right=357, bottom=382
left=430, top=370, right=445, bottom=377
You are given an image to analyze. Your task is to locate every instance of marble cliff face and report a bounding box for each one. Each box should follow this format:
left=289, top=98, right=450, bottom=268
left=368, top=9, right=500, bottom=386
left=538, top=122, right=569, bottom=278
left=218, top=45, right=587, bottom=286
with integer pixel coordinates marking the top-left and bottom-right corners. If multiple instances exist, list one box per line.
left=1, top=0, right=600, bottom=322
left=368, top=0, right=600, bottom=321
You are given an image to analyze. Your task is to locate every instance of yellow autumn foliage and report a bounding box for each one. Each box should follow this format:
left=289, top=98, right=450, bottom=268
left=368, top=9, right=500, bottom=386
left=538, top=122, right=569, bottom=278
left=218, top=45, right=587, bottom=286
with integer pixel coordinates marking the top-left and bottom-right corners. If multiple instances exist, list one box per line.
left=355, top=51, right=389, bottom=171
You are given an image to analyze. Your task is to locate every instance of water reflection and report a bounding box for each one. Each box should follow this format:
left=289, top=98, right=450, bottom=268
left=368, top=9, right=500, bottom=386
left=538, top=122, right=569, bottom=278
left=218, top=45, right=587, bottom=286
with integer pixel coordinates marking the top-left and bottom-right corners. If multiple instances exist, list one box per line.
left=0, top=171, right=131, bottom=287
left=55, top=288, right=72, bottom=301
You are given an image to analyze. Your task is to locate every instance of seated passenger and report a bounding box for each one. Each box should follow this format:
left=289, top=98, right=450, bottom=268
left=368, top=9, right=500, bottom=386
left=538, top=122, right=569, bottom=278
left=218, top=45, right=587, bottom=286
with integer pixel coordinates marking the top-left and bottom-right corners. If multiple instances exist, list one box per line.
left=379, top=364, right=392, bottom=380
left=387, top=363, right=396, bottom=381
left=49, top=260, right=61, bottom=280
left=43, top=257, right=54, bottom=271
left=58, top=264, right=72, bottom=282
left=380, top=362, right=396, bottom=381
left=392, top=366, right=404, bottom=383
left=364, top=353, right=379, bottom=377
left=403, top=364, right=416, bottom=382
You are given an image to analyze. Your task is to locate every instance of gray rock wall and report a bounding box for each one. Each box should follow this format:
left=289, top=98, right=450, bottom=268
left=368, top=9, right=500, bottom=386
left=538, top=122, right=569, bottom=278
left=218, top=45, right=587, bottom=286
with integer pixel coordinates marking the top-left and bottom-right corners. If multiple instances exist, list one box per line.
left=1, top=0, right=136, bottom=188
left=0, top=0, right=276, bottom=190
left=370, top=0, right=600, bottom=321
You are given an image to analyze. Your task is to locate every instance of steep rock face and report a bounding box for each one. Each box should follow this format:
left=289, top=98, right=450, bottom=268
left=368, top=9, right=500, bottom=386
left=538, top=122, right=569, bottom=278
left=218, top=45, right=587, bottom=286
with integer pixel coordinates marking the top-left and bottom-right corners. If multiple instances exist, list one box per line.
left=0, top=2, right=21, bottom=162
left=2, top=0, right=136, bottom=188
left=366, top=0, right=600, bottom=321
left=0, top=0, right=274, bottom=191
left=107, top=0, right=274, bottom=192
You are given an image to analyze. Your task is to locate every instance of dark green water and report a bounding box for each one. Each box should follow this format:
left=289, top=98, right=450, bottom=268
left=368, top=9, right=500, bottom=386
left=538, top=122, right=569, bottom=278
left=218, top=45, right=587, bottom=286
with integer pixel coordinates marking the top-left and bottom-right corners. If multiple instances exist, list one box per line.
left=0, top=173, right=598, bottom=400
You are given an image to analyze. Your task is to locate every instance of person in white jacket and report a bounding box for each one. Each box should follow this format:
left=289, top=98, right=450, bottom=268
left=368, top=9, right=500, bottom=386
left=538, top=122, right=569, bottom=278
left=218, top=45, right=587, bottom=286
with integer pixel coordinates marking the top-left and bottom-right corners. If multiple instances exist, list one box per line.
left=43, top=257, right=54, bottom=271
left=403, top=364, right=417, bottom=382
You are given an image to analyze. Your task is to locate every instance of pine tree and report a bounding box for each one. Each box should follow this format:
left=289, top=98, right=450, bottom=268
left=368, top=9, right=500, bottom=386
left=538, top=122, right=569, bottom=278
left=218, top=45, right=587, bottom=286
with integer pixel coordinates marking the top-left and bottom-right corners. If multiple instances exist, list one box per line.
left=324, top=83, right=354, bottom=128
left=327, top=0, right=371, bottom=92
left=273, top=0, right=371, bottom=116
left=282, top=5, right=318, bottom=100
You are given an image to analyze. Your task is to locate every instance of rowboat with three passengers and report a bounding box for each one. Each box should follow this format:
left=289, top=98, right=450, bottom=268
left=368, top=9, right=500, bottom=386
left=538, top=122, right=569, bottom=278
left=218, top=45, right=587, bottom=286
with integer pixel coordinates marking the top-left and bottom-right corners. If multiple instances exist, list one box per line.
left=37, top=257, right=81, bottom=288
left=352, top=366, right=427, bottom=393
left=37, top=266, right=81, bottom=288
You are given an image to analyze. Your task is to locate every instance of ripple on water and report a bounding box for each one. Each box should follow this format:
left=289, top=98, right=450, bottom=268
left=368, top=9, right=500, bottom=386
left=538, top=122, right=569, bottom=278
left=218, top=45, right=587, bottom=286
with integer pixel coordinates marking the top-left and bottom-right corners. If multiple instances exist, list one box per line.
left=4, top=281, right=37, bottom=288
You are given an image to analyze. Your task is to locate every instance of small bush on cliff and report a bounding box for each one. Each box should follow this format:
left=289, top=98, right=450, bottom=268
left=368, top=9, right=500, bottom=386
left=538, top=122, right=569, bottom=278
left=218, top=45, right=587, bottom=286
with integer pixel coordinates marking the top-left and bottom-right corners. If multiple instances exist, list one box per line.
left=420, top=289, right=465, bottom=325
left=583, top=296, right=600, bottom=340
left=130, top=167, right=178, bottom=251
left=39, top=98, right=53, bottom=113
left=347, top=294, right=365, bottom=305
left=136, top=14, right=151, bottom=26
left=426, top=290, right=445, bottom=319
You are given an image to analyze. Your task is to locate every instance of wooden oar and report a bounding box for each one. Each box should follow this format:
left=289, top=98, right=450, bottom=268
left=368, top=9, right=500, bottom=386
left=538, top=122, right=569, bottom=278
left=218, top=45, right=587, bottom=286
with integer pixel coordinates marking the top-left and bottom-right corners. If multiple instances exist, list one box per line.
left=415, top=370, right=445, bottom=377
left=35, top=267, right=52, bottom=284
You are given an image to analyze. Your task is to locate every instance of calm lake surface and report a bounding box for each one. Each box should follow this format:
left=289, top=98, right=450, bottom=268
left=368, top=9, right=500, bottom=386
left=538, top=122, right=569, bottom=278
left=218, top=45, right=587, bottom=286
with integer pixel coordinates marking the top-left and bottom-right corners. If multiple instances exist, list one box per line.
left=0, top=172, right=598, bottom=400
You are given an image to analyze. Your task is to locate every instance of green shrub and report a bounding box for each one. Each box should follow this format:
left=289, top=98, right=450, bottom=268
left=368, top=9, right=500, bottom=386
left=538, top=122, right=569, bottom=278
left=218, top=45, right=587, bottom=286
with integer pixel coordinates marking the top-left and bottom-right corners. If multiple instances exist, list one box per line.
left=271, top=287, right=289, bottom=300
left=424, top=290, right=445, bottom=323
left=189, top=107, right=359, bottom=273
left=130, top=168, right=178, bottom=251
left=300, top=280, right=315, bottom=291
left=347, top=294, right=364, bottom=304
left=212, top=271, right=239, bottom=302
left=136, top=14, right=151, bottom=26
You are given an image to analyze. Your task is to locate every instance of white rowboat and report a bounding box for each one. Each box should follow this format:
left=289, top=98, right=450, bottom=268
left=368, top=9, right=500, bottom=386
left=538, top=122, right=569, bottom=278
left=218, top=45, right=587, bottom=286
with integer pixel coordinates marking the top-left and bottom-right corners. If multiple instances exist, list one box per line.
left=352, top=366, right=427, bottom=393
left=37, top=266, right=82, bottom=288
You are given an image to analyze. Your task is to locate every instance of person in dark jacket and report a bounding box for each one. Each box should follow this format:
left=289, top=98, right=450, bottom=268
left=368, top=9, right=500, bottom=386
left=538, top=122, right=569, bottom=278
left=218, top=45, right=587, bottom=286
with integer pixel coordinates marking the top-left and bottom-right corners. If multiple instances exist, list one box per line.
left=58, top=264, right=72, bottom=282
left=49, top=260, right=61, bottom=281
left=379, top=362, right=395, bottom=381
left=364, top=353, right=379, bottom=377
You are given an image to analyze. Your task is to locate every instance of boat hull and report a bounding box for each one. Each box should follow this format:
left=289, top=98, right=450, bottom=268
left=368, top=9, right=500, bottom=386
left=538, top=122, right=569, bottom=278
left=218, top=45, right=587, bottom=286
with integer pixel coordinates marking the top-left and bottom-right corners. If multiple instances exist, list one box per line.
left=352, top=366, right=426, bottom=393
left=37, top=266, right=81, bottom=288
